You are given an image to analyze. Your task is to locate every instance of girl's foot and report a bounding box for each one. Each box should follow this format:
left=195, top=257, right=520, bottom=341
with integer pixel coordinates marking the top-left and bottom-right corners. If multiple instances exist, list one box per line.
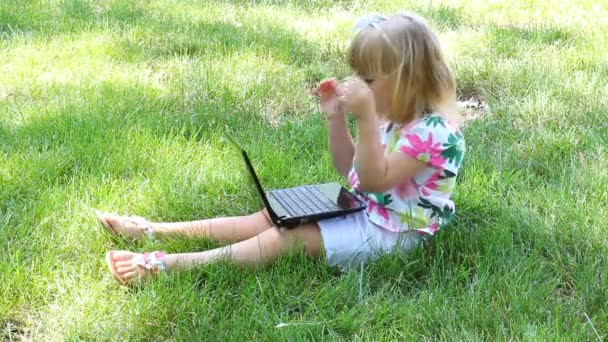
left=105, top=250, right=167, bottom=285
left=96, top=211, right=157, bottom=240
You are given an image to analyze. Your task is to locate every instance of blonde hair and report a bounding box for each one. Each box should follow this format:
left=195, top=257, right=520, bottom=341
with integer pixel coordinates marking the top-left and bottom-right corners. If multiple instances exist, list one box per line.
left=349, top=13, right=458, bottom=125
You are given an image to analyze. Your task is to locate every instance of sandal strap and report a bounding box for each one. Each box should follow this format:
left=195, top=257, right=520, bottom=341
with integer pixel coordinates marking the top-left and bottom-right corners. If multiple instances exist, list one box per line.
left=134, top=251, right=166, bottom=274
left=142, top=225, right=156, bottom=240
left=123, top=216, right=157, bottom=240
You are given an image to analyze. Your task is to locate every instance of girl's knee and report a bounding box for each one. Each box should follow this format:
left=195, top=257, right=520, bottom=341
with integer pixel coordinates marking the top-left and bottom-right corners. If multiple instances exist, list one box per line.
left=259, top=209, right=273, bottom=225
left=279, top=224, right=323, bottom=257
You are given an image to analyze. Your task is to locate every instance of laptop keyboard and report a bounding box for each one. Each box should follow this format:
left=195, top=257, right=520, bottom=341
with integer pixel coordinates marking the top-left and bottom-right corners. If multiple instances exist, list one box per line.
left=270, top=185, right=340, bottom=217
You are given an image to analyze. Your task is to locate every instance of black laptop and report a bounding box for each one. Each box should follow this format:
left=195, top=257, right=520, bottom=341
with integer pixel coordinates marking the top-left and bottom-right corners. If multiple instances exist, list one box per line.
left=224, top=131, right=367, bottom=228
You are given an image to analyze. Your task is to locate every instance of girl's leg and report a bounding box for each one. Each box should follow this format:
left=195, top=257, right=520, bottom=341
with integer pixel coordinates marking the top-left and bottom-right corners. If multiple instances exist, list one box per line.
left=99, top=210, right=273, bottom=243
left=155, top=210, right=274, bottom=242
left=107, top=223, right=323, bottom=284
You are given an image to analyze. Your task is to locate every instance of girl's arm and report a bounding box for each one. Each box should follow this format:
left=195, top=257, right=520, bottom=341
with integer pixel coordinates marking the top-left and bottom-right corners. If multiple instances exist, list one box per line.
left=317, top=78, right=354, bottom=178
left=354, top=116, right=425, bottom=192
left=337, top=76, right=425, bottom=192
left=327, top=113, right=355, bottom=177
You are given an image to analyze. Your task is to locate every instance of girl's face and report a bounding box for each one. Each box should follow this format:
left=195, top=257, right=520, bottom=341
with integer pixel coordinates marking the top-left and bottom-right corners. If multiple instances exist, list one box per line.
left=359, top=73, right=396, bottom=116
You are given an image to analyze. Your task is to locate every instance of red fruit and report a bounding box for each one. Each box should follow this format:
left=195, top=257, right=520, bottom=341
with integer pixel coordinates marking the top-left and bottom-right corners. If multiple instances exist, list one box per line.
left=319, top=78, right=337, bottom=95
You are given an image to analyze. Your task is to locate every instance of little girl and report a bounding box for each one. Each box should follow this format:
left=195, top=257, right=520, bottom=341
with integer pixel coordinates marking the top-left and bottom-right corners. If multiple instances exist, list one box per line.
left=100, top=12, right=465, bottom=285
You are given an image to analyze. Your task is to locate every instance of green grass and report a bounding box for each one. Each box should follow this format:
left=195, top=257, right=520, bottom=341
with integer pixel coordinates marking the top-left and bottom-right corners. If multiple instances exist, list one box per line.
left=2, top=0, right=608, bottom=340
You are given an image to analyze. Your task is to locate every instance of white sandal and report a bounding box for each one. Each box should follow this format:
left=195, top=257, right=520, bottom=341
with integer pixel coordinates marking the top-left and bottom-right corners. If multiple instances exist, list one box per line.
left=96, top=210, right=157, bottom=240
left=105, top=250, right=166, bottom=285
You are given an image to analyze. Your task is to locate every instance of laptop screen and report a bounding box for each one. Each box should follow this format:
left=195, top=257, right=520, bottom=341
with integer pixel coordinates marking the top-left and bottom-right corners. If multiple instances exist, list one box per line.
left=223, top=130, right=278, bottom=220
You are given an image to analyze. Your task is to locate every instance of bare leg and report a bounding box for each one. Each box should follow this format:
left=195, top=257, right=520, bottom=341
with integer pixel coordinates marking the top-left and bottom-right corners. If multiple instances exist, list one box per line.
left=154, top=210, right=274, bottom=242
left=167, top=223, right=323, bottom=270
left=99, top=210, right=273, bottom=243
left=107, top=223, right=323, bottom=284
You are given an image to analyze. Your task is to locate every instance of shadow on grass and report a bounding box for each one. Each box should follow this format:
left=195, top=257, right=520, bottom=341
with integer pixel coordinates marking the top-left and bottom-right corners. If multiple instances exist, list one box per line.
left=0, top=122, right=10, bottom=151
left=0, top=0, right=144, bottom=38
left=2, top=1, right=327, bottom=69
left=2, top=0, right=472, bottom=67
left=0, top=77, right=327, bottom=226
left=0, top=83, right=207, bottom=211
left=112, top=19, right=322, bottom=68
left=0, top=318, right=25, bottom=341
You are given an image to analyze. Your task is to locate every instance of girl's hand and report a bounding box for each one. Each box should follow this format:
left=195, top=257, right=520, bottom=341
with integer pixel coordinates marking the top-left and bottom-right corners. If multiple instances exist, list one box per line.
left=337, top=76, right=375, bottom=121
left=316, top=78, right=344, bottom=120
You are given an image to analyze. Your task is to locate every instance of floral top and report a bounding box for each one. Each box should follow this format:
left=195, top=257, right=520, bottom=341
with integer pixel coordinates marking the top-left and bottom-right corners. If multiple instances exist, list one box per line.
left=347, top=113, right=465, bottom=235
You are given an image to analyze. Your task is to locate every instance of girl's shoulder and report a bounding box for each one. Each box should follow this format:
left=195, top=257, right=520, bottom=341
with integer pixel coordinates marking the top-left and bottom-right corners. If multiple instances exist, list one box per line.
left=394, top=112, right=466, bottom=175
left=400, top=112, right=463, bottom=135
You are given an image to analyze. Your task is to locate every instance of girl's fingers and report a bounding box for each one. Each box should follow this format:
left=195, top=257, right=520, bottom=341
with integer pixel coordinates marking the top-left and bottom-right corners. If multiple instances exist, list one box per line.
left=115, top=260, right=134, bottom=268
left=319, top=90, right=332, bottom=102
left=336, top=95, right=347, bottom=112
left=336, top=81, right=350, bottom=100
left=121, top=271, right=136, bottom=281
left=334, top=85, right=344, bottom=96
left=116, top=265, right=135, bottom=275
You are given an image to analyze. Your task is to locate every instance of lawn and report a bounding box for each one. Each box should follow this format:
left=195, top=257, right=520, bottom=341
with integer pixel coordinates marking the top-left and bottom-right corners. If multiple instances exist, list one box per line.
left=1, top=0, right=607, bottom=340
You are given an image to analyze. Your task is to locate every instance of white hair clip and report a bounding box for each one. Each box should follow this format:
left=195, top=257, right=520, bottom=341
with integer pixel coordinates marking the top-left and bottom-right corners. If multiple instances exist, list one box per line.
left=353, top=14, right=387, bottom=32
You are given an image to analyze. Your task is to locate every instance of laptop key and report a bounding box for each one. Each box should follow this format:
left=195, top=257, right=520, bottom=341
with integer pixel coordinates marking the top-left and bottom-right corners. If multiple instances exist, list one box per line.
left=273, top=186, right=342, bottom=217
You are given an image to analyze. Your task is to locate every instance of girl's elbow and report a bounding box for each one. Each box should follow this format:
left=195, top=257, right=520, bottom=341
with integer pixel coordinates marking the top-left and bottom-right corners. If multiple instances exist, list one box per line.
left=336, top=163, right=353, bottom=178
left=357, top=179, right=389, bottom=193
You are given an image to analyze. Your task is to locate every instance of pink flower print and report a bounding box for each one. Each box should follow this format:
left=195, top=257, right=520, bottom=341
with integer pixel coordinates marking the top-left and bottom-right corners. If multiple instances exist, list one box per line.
left=395, top=179, right=419, bottom=201
left=348, top=170, right=359, bottom=188
left=420, top=171, right=441, bottom=196
left=400, top=132, right=446, bottom=168
left=428, top=223, right=439, bottom=234
left=367, top=199, right=390, bottom=221
left=416, top=230, right=429, bottom=237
